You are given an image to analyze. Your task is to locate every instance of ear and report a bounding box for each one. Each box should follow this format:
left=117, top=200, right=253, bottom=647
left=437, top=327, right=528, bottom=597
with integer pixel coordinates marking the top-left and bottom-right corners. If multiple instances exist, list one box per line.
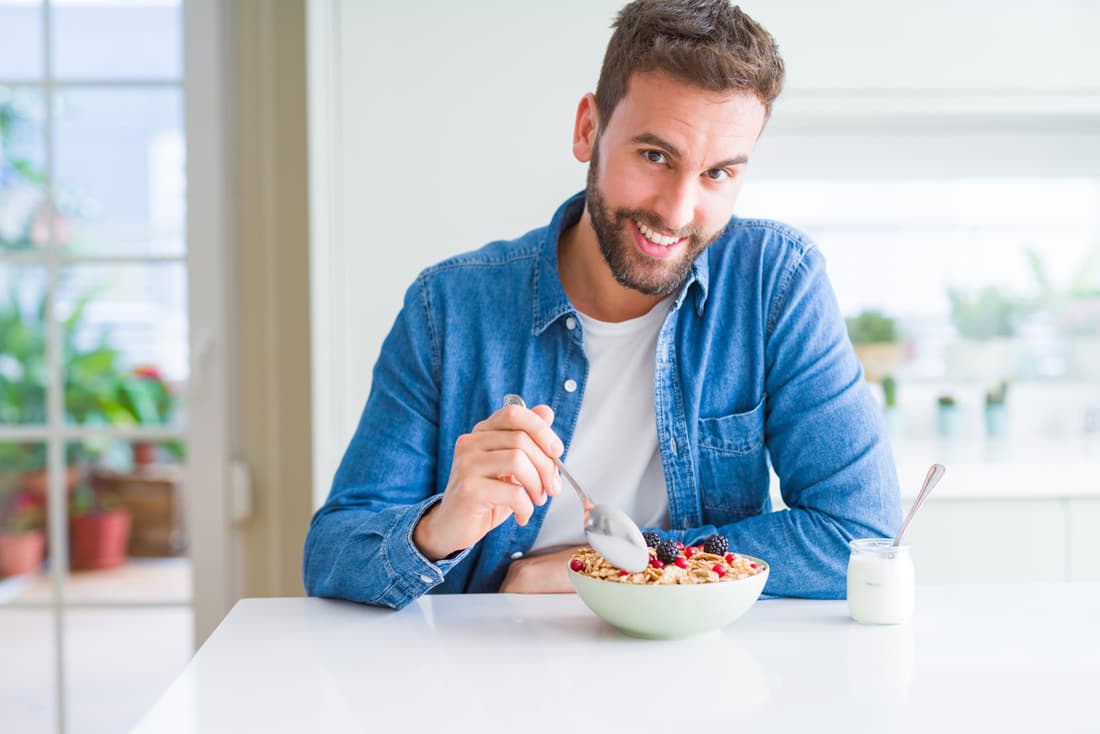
left=572, top=93, right=599, bottom=164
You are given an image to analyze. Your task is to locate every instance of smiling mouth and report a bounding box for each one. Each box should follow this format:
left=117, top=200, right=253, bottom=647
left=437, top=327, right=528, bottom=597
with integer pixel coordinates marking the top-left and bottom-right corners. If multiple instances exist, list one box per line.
left=633, top=218, right=683, bottom=247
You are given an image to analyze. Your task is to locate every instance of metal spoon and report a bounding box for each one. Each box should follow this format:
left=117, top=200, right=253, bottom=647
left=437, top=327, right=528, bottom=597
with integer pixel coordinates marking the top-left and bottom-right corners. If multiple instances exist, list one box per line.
left=502, top=394, right=650, bottom=572
left=893, top=463, right=946, bottom=546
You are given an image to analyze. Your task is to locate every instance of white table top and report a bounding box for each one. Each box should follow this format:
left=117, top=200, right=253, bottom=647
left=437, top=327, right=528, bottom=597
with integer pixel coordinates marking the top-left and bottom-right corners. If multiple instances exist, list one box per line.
left=136, top=584, right=1100, bottom=733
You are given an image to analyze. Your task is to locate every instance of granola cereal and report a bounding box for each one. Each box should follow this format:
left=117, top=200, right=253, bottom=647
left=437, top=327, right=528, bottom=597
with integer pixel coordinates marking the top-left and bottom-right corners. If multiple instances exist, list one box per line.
left=569, top=536, right=765, bottom=585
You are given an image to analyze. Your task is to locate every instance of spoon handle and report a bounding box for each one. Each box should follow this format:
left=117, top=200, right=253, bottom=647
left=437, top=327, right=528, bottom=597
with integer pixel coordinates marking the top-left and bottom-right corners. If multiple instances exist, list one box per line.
left=551, top=456, right=595, bottom=512
left=893, top=463, right=945, bottom=546
left=502, top=394, right=594, bottom=511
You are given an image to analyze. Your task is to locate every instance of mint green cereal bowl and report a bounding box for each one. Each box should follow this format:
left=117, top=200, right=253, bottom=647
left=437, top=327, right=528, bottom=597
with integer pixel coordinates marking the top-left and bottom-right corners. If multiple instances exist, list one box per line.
left=568, top=555, right=769, bottom=639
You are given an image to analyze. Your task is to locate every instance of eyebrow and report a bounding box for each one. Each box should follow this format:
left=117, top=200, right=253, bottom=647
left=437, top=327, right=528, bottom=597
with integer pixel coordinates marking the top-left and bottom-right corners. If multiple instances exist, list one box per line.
left=630, top=132, right=749, bottom=169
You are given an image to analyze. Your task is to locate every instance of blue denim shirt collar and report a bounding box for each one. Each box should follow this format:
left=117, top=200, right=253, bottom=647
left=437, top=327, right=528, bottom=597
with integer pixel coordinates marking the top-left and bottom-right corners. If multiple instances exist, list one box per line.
left=532, top=192, right=710, bottom=335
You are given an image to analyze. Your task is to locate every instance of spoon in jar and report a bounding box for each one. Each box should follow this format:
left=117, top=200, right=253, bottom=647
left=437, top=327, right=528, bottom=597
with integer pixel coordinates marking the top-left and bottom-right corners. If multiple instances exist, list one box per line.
left=893, top=463, right=946, bottom=546
left=503, top=394, right=650, bottom=572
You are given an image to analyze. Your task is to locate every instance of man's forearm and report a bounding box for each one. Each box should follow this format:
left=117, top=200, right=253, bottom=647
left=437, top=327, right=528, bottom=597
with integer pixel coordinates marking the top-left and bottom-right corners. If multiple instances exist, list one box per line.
left=303, top=496, right=462, bottom=610
left=662, top=503, right=891, bottom=599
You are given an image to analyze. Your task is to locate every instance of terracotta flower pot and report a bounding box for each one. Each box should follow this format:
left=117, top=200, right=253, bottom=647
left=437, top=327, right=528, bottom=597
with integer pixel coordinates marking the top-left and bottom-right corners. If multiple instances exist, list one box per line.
left=131, top=441, right=157, bottom=467
left=0, top=530, right=46, bottom=577
left=69, top=510, right=131, bottom=571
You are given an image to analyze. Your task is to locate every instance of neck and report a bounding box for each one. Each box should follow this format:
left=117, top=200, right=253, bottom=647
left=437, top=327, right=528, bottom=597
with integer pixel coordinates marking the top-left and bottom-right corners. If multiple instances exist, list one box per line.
left=558, top=209, right=665, bottom=322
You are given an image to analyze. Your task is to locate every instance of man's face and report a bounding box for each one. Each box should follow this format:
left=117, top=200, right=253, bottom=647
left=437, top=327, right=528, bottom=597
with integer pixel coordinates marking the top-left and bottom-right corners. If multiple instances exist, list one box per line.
left=582, top=71, right=767, bottom=296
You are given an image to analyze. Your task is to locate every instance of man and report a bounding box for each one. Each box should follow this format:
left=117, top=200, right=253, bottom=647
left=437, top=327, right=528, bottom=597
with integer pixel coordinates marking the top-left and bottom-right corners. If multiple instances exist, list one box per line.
left=303, top=0, right=901, bottom=609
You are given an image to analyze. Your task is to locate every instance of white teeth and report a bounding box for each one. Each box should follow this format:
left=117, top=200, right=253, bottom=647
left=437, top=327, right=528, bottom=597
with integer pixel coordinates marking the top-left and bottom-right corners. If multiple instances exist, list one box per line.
left=636, top=220, right=680, bottom=247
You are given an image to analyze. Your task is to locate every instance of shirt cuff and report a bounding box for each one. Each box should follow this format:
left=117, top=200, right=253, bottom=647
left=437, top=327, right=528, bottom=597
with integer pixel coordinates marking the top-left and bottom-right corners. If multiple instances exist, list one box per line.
left=384, top=495, right=473, bottom=600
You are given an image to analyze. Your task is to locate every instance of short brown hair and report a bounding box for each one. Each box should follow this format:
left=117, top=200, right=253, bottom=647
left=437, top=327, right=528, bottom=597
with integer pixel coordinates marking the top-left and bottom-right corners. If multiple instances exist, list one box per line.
left=595, top=0, right=785, bottom=125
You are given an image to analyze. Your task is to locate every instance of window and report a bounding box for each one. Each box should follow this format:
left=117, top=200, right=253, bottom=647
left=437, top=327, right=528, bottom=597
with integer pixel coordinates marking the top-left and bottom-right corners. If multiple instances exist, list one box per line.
left=0, top=2, right=192, bottom=732
left=740, top=124, right=1100, bottom=491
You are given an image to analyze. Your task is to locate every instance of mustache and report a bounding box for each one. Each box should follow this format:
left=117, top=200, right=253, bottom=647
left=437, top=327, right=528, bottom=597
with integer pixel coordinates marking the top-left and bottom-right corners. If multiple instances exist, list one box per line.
left=613, top=208, right=701, bottom=242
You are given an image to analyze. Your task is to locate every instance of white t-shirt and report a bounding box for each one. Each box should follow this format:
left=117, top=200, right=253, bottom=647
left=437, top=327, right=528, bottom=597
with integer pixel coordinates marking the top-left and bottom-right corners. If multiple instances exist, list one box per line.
left=530, top=297, right=673, bottom=553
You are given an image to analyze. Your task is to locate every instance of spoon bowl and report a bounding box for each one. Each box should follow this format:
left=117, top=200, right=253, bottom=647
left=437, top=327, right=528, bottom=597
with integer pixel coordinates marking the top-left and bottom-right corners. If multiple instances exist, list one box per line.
left=502, top=394, right=650, bottom=572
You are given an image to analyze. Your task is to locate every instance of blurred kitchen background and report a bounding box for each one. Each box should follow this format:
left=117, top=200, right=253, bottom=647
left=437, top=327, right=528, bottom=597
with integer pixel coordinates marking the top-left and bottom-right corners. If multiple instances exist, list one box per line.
left=0, top=0, right=1097, bottom=732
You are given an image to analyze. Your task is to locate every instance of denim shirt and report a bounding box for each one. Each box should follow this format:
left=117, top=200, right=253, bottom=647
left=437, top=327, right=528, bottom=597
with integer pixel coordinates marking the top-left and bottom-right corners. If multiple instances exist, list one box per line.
left=303, top=192, right=901, bottom=609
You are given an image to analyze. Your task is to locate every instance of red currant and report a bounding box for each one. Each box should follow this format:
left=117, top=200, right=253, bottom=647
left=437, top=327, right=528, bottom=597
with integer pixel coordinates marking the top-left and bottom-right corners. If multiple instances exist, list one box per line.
left=725, top=553, right=735, bottom=564
left=619, top=569, right=630, bottom=577
left=684, top=547, right=695, bottom=558
left=650, top=558, right=665, bottom=569
left=569, top=559, right=584, bottom=572
left=712, top=564, right=726, bottom=577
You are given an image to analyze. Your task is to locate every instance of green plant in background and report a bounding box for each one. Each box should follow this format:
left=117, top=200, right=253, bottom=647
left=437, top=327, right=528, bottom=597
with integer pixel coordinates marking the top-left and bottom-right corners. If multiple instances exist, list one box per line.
left=985, top=381, right=1008, bottom=406
left=68, top=477, right=122, bottom=518
left=0, top=283, right=170, bottom=472
left=118, top=364, right=183, bottom=463
left=937, top=395, right=956, bottom=408
left=1026, top=244, right=1100, bottom=337
left=947, top=287, right=1024, bottom=340
left=881, top=375, right=897, bottom=408
left=1, top=489, right=45, bottom=533
left=845, top=309, right=899, bottom=344
left=119, top=365, right=176, bottom=426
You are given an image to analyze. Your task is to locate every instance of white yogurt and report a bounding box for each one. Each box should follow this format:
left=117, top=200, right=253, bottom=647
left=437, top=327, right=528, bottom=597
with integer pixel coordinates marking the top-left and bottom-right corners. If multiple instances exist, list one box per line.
left=846, top=538, right=914, bottom=625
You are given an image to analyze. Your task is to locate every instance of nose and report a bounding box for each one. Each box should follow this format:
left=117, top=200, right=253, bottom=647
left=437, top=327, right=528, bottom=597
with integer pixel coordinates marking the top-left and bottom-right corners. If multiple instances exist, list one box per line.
left=652, top=175, right=698, bottom=234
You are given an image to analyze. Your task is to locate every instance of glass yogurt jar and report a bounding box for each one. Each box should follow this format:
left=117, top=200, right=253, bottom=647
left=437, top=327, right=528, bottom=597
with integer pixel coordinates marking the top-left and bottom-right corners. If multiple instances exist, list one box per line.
left=846, top=538, right=915, bottom=625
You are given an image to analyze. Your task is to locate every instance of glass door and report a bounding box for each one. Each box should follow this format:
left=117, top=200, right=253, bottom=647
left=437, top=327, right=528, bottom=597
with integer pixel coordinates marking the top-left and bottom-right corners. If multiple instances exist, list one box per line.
left=0, top=2, right=196, bottom=731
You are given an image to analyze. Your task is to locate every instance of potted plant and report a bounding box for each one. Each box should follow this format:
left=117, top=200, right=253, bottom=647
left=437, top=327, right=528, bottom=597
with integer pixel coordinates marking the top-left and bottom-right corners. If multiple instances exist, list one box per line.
left=68, top=480, right=131, bottom=571
left=945, top=286, right=1023, bottom=381
left=0, top=285, right=133, bottom=493
left=0, top=487, right=46, bottom=577
left=984, top=382, right=1009, bottom=439
left=936, top=394, right=961, bottom=439
left=846, top=309, right=904, bottom=382
left=117, top=364, right=179, bottom=467
left=881, top=375, right=901, bottom=435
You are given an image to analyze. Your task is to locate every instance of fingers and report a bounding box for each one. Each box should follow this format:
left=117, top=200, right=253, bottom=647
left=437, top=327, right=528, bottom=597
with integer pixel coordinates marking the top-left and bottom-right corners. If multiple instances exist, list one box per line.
left=475, top=404, right=564, bottom=460
left=454, top=429, right=559, bottom=503
left=428, top=402, right=565, bottom=556
left=530, top=404, right=554, bottom=427
left=481, top=477, right=536, bottom=526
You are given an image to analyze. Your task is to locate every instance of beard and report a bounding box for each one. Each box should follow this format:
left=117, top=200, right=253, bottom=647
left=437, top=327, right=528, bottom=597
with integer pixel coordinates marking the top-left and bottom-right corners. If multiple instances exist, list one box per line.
left=585, top=141, right=720, bottom=297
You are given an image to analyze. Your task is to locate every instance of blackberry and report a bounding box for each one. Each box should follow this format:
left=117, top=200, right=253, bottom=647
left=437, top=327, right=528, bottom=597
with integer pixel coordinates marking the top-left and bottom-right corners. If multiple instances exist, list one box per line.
left=642, top=531, right=661, bottom=548
left=703, top=534, right=729, bottom=555
left=655, top=540, right=680, bottom=565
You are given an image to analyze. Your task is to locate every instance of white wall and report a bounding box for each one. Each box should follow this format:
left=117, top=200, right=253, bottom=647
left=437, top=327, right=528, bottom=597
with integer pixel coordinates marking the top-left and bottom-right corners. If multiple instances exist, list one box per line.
left=308, top=0, right=1100, bottom=506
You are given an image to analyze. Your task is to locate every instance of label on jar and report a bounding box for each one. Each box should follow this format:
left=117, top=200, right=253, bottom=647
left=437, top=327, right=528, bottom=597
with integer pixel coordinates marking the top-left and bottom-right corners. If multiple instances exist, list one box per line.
left=847, top=552, right=915, bottom=625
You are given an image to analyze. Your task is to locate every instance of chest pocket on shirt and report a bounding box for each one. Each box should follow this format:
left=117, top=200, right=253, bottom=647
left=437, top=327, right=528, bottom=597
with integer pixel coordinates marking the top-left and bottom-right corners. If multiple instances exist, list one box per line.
left=696, top=396, right=768, bottom=525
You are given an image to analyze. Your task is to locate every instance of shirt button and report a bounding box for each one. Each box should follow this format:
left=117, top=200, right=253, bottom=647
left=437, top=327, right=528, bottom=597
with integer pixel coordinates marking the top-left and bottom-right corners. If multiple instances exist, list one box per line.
left=564, top=379, right=577, bottom=393
left=419, top=574, right=434, bottom=584
left=510, top=551, right=524, bottom=560
left=565, top=316, right=577, bottom=330
left=670, top=437, right=678, bottom=455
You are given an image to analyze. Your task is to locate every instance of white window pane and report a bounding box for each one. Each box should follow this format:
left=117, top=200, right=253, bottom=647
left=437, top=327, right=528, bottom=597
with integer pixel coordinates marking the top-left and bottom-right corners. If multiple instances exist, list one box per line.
left=739, top=177, right=1100, bottom=379
left=0, top=88, right=47, bottom=252
left=53, top=87, right=184, bottom=255
left=52, top=0, right=181, bottom=81
left=64, top=608, right=192, bottom=734
left=0, top=610, right=58, bottom=733
left=0, top=1, right=44, bottom=81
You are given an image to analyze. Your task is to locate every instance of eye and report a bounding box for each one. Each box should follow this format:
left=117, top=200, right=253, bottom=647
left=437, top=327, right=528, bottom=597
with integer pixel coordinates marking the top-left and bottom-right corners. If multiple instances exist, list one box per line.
left=642, top=149, right=667, bottom=165
left=705, top=168, right=732, bottom=182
